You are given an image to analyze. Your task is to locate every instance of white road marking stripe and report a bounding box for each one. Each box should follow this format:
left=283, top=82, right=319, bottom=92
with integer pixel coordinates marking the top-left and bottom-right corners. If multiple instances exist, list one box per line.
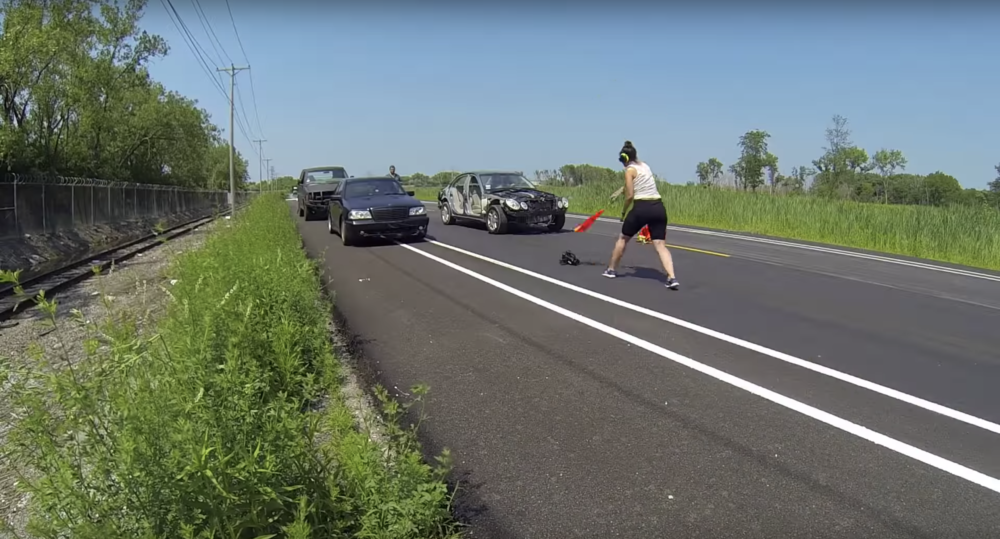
left=396, top=240, right=1000, bottom=495
left=420, top=238, right=1000, bottom=437
left=418, top=200, right=1000, bottom=282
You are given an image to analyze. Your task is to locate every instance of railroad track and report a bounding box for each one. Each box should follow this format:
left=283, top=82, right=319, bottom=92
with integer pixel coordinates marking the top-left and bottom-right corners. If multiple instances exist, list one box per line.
left=0, top=211, right=228, bottom=323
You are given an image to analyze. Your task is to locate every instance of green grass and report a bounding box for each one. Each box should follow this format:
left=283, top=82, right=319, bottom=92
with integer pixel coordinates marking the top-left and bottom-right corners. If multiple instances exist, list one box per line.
left=0, top=195, right=460, bottom=538
left=411, top=184, right=1000, bottom=271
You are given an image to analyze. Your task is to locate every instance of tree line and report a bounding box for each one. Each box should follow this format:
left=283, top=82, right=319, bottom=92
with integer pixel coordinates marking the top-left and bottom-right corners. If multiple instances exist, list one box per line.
left=689, top=115, right=999, bottom=209
left=379, top=114, right=997, bottom=212
left=0, top=0, right=250, bottom=188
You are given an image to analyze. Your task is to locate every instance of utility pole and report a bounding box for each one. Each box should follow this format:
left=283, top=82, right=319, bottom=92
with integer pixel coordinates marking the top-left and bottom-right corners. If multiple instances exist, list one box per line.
left=264, top=158, right=273, bottom=191
left=253, top=138, right=267, bottom=193
left=217, top=64, right=250, bottom=209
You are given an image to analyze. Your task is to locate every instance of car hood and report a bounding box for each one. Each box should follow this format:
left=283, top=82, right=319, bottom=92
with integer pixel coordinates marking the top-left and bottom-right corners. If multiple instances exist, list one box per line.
left=304, top=182, right=341, bottom=193
left=488, top=188, right=556, bottom=200
left=347, top=194, right=422, bottom=208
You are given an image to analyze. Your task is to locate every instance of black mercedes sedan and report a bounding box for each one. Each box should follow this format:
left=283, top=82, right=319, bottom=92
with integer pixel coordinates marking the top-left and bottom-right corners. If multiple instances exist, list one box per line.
left=326, top=176, right=429, bottom=246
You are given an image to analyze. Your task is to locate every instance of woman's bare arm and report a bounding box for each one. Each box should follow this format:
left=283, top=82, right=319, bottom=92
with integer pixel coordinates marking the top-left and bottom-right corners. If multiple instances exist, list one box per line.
left=621, top=167, right=636, bottom=219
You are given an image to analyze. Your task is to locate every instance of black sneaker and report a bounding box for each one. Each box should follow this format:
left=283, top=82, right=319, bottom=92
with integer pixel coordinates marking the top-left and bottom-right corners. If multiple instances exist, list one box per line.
left=665, top=277, right=680, bottom=290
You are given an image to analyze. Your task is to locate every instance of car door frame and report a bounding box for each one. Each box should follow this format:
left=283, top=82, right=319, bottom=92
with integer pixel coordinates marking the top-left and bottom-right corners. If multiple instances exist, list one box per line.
left=328, top=180, right=346, bottom=230
left=466, top=173, right=486, bottom=218
left=444, top=173, right=468, bottom=216
left=297, top=169, right=307, bottom=208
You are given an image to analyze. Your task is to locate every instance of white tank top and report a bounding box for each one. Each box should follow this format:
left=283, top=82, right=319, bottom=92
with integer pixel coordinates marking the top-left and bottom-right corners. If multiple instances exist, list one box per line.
left=628, top=162, right=660, bottom=200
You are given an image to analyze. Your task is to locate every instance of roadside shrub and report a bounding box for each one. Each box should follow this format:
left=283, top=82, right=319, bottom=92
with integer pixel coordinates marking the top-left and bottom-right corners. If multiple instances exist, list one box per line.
left=0, top=195, right=459, bottom=538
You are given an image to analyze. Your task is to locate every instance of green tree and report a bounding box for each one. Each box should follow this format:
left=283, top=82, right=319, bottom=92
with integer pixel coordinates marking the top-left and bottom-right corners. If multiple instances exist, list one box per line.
left=429, top=171, right=458, bottom=186
left=988, top=163, right=1000, bottom=208
left=706, top=158, right=724, bottom=185
left=734, top=129, right=771, bottom=192
left=811, top=114, right=854, bottom=198
left=695, top=157, right=724, bottom=187
left=402, top=172, right=431, bottom=187
left=560, top=164, right=621, bottom=186
left=785, top=166, right=814, bottom=194
left=763, top=152, right=779, bottom=193
left=923, top=171, right=962, bottom=206
left=0, top=0, right=249, bottom=189
left=695, top=161, right=710, bottom=185
left=871, top=149, right=908, bottom=204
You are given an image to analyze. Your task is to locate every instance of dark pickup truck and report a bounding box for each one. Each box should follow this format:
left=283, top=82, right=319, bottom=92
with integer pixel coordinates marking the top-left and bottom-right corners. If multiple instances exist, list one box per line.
left=297, top=166, right=350, bottom=220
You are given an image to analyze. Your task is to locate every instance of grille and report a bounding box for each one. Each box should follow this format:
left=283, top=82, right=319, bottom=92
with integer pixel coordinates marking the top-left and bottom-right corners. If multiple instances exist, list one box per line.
left=525, top=199, right=554, bottom=211
left=310, top=191, right=337, bottom=202
left=371, top=206, right=410, bottom=221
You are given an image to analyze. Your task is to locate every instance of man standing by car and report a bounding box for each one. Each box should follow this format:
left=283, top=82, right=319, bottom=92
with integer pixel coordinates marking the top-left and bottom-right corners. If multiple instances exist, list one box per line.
left=388, top=165, right=400, bottom=181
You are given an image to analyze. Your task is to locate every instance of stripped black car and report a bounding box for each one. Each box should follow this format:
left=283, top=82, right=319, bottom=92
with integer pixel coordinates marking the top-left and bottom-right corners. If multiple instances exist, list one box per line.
left=327, top=176, right=429, bottom=246
left=436, top=171, right=569, bottom=234
left=297, top=166, right=349, bottom=220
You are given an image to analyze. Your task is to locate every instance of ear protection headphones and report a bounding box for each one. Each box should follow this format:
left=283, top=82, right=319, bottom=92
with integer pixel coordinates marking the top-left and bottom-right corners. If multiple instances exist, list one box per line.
left=619, top=152, right=630, bottom=165
left=559, top=250, right=580, bottom=266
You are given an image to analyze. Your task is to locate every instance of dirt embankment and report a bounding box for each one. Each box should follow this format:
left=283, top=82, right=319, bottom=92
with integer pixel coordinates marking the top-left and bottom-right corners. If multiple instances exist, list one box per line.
left=0, top=210, right=212, bottom=277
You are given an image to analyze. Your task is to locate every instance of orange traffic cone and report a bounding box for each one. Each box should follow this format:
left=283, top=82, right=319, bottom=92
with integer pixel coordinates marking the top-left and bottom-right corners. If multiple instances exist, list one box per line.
left=574, top=209, right=604, bottom=232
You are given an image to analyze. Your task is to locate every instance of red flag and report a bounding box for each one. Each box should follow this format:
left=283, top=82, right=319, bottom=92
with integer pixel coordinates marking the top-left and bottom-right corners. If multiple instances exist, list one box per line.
left=573, top=209, right=604, bottom=232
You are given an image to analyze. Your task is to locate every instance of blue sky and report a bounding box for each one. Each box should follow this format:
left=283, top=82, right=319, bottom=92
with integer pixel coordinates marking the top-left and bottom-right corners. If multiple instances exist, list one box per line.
left=140, top=2, right=1000, bottom=189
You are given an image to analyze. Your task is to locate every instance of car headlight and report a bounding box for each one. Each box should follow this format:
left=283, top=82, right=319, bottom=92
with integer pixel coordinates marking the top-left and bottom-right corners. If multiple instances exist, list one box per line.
left=504, top=198, right=522, bottom=210
left=561, top=197, right=569, bottom=209
left=348, top=209, right=372, bottom=220
left=409, top=206, right=426, bottom=216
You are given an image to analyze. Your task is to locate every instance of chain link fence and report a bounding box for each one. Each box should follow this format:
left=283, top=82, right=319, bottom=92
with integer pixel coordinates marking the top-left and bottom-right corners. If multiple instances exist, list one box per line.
left=0, top=173, right=256, bottom=240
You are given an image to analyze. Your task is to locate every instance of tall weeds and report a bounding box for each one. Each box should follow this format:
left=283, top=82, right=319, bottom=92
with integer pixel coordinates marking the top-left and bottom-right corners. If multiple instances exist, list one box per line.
left=0, top=195, right=459, bottom=538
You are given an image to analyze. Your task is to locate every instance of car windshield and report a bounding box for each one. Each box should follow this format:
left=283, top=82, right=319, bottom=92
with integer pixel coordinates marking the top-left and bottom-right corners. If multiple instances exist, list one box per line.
left=305, top=169, right=348, bottom=184
left=344, top=179, right=406, bottom=198
left=480, top=173, right=536, bottom=192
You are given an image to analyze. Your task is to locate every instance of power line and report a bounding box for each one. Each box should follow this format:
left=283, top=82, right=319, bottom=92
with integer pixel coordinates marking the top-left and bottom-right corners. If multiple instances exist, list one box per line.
left=224, top=0, right=264, bottom=139
left=191, top=0, right=232, bottom=67
left=159, top=0, right=259, bottom=154
left=253, top=138, right=267, bottom=186
left=160, top=0, right=227, bottom=99
left=224, top=0, right=249, bottom=64
left=235, top=82, right=257, bottom=143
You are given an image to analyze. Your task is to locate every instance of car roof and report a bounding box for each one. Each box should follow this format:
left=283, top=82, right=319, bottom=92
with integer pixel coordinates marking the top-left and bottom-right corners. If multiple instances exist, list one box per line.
left=344, top=176, right=400, bottom=182
left=460, top=170, right=523, bottom=176
left=301, top=166, right=346, bottom=172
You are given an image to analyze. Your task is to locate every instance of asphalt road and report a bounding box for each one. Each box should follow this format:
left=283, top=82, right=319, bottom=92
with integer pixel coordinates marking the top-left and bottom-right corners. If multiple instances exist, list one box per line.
left=294, top=202, right=1000, bottom=539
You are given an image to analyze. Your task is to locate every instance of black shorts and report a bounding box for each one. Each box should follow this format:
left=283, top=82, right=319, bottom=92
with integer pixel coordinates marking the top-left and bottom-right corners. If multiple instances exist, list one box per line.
left=621, top=199, right=668, bottom=240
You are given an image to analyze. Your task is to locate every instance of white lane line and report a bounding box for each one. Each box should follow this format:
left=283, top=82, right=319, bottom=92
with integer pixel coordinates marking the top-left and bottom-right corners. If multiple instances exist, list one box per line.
left=419, top=238, right=1000, bottom=437
left=418, top=200, right=1000, bottom=281
left=395, top=240, right=1000, bottom=495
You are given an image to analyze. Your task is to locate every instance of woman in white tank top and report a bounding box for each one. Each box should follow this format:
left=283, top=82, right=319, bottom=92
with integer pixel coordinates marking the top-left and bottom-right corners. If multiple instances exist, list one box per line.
left=602, top=140, right=679, bottom=290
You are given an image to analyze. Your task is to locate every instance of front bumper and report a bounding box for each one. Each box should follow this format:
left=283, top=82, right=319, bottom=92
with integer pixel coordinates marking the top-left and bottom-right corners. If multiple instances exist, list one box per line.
left=504, top=208, right=566, bottom=225
left=305, top=200, right=331, bottom=211
left=347, top=215, right=430, bottom=237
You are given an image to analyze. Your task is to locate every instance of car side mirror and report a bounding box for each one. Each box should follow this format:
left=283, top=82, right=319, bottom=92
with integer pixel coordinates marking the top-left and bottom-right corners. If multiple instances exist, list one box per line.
left=406, top=190, right=415, bottom=196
